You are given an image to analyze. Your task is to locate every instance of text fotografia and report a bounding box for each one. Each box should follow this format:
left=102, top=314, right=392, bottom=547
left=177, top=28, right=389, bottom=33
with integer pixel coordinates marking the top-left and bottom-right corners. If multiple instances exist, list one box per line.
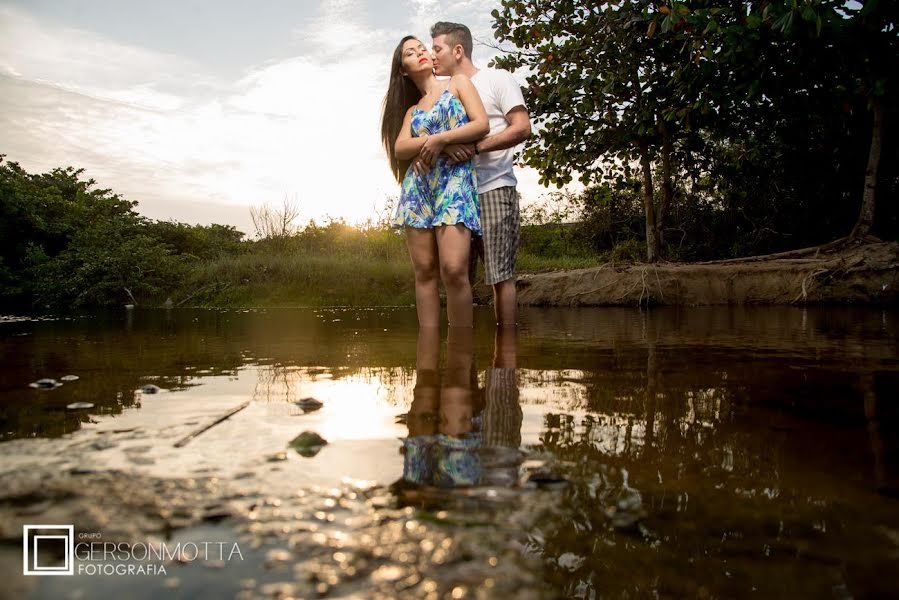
left=75, top=537, right=244, bottom=576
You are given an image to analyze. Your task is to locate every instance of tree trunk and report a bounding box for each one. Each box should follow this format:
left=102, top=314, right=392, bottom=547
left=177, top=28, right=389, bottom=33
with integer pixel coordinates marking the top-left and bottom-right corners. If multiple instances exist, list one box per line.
left=850, top=97, right=883, bottom=239
left=658, top=120, right=674, bottom=253
left=639, top=141, right=659, bottom=263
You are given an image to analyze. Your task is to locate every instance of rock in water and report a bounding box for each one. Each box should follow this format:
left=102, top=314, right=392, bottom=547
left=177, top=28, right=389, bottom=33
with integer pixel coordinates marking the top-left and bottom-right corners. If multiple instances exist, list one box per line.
left=140, top=384, right=161, bottom=394
left=294, top=397, right=323, bottom=412
left=60, top=375, right=80, bottom=382
left=288, top=431, right=328, bottom=457
left=30, top=378, right=61, bottom=389
left=526, top=467, right=569, bottom=490
left=66, top=402, right=94, bottom=410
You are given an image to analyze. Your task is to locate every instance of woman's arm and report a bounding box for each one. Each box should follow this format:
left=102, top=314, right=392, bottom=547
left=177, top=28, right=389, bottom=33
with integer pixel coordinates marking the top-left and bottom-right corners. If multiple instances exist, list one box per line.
left=395, top=106, right=428, bottom=160
left=419, top=75, right=489, bottom=166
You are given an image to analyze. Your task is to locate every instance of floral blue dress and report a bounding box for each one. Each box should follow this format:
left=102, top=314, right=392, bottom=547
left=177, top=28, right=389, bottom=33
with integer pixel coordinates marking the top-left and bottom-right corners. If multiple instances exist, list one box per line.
left=392, top=88, right=481, bottom=235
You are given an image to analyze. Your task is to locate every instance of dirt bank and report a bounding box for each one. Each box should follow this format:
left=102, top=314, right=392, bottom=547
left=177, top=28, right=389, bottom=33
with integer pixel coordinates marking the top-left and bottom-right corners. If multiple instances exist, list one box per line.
left=514, top=239, right=899, bottom=307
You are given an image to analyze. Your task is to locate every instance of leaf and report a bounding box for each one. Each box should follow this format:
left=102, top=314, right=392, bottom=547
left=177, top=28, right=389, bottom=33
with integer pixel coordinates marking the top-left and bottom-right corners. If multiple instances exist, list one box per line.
left=860, top=0, right=880, bottom=17
left=647, top=17, right=658, bottom=38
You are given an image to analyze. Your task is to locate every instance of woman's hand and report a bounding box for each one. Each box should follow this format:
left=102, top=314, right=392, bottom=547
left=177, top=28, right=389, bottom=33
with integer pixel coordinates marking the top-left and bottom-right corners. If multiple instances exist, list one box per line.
left=418, top=134, right=447, bottom=168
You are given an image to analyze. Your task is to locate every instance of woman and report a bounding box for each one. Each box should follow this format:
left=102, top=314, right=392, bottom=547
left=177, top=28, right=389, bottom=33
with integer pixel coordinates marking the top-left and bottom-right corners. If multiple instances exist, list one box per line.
left=380, top=36, right=488, bottom=328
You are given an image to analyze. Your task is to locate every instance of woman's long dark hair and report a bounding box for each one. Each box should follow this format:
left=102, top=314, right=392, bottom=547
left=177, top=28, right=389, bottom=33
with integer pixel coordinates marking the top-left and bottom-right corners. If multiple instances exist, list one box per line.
left=381, top=35, right=423, bottom=183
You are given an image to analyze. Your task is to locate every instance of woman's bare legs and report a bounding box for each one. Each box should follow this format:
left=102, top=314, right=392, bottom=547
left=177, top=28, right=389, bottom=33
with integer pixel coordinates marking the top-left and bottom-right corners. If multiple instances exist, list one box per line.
left=435, top=224, right=473, bottom=327
left=405, top=228, right=440, bottom=328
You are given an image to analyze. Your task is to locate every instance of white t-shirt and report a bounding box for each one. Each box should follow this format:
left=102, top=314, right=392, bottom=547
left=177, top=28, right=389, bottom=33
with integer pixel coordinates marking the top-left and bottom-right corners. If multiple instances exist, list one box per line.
left=470, top=68, right=527, bottom=194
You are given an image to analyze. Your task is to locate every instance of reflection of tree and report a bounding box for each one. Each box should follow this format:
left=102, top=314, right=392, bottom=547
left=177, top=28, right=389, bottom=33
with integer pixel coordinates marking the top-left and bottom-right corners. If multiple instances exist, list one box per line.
left=525, top=342, right=897, bottom=598
left=0, top=308, right=425, bottom=440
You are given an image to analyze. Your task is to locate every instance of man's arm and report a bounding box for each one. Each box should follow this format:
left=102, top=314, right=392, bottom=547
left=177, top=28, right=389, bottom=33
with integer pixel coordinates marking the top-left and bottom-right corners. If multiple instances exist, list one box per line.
left=475, top=106, right=531, bottom=154
left=440, top=106, right=532, bottom=167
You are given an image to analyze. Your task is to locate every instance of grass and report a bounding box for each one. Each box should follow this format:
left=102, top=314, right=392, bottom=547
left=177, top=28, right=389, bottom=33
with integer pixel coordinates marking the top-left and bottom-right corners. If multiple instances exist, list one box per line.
left=179, top=252, right=415, bottom=307
left=176, top=225, right=609, bottom=307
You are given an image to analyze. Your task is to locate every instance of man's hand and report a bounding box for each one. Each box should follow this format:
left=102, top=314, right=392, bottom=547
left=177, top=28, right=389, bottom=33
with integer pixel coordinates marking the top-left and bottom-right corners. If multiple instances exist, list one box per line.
left=444, top=143, right=477, bottom=165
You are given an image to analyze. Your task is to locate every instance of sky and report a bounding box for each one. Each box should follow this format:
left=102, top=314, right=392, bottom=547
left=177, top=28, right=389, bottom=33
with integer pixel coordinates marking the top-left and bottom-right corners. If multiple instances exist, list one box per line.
left=0, top=0, right=576, bottom=238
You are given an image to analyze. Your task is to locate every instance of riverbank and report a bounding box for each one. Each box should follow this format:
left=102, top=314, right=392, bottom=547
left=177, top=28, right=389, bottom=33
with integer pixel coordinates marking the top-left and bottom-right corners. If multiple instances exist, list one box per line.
left=513, top=239, right=899, bottom=307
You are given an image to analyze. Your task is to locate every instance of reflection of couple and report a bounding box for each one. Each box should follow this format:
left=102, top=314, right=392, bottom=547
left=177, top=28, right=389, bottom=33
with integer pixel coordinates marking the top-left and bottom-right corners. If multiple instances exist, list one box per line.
left=400, top=326, right=521, bottom=489
left=380, top=22, right=532, bottom=328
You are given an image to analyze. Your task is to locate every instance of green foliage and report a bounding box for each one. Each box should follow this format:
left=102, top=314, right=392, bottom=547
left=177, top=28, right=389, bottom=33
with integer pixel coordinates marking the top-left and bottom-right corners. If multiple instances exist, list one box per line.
left=30, top=227, right=187, bottom=308
left=144, top=220, right=245, bottom=260
left=0, top=157, right=237, bottom=309
left=490, top=0, right=899, bottom=255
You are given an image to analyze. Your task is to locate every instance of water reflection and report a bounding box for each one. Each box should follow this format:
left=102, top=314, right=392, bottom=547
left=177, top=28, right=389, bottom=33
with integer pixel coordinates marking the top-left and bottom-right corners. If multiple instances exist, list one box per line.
left=2, top=307, right=898, bottom=597
left=399, top=327, right=524, bottom=492
left=481, top=327, right=523, bottom=487
left=402, top=327, right=481, bottom=487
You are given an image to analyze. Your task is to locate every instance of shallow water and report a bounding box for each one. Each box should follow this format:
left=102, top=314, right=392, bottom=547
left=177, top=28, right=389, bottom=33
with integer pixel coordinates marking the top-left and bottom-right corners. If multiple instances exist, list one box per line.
left=1, top=306, right=898, bottom=598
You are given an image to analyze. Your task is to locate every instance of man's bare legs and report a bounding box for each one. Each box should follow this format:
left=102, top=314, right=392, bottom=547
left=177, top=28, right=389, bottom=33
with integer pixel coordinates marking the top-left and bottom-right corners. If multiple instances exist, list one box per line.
left=435, top=224, right=473, bottom=328
left=493, top=279, right=517, bottom=327
left=493, top=323, right=517, bottom=369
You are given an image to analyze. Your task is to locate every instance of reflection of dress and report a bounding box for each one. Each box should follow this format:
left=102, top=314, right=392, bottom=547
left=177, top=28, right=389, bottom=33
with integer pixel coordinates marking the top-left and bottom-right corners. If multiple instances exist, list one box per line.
left=403, top=433, right=482, bottom=488
left=392, top=88, right=481, bottom=234
left=402, top=362, right=483, bottom=488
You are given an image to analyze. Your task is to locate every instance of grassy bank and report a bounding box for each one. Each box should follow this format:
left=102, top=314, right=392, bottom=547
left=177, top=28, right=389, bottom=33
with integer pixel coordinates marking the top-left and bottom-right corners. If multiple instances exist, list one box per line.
left=180, top=252, right=415, bottom=307
left=175, top=224, right=607, bottom=308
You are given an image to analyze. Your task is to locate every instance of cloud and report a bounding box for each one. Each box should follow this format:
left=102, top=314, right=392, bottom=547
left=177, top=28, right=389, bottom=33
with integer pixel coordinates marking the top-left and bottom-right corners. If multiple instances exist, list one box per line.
left=0, top=3, right=400, bottom=233
left=0, top=0, right=583, bottom=234
left=0, top=5, right=212, bottom=109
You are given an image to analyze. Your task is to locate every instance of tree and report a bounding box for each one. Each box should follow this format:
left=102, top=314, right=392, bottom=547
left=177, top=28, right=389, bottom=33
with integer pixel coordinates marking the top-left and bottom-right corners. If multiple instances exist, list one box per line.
left=490, top=1, right=898, bottom=260
left=0, top=157, right=188, bottom=308
left=492, top=1, right=683, bottom=261
left=250, top=194, right=301, bottom=242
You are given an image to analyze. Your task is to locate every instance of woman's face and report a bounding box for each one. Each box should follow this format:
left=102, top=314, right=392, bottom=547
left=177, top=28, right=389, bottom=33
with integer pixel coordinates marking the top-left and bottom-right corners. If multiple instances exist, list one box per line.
left=400, top=38, right=433, bottom=76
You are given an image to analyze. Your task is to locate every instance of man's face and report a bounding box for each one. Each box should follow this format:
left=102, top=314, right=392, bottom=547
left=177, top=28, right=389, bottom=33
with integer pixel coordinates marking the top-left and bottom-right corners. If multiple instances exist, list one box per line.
left=431, top=34, right=458, bottom=76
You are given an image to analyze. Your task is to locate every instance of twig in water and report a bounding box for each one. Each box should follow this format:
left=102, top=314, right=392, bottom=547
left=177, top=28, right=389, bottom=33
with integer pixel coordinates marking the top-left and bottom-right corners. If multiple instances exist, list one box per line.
left=173, top=401, right=251, bottom=448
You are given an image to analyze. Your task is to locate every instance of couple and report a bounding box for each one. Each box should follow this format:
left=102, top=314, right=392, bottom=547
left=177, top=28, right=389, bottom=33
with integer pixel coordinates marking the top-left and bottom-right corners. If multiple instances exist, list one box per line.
left=380, top=22, right=531, bottom=329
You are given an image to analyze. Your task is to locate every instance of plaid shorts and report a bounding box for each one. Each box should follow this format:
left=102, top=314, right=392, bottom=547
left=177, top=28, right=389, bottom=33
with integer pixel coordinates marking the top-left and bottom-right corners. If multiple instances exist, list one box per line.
left=478, top=186, right=520, bottom=285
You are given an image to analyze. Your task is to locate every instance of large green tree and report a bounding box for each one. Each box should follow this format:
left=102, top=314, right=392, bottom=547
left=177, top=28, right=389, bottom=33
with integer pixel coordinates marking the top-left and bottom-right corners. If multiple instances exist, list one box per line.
left=491, top=0, right=897, bottom=260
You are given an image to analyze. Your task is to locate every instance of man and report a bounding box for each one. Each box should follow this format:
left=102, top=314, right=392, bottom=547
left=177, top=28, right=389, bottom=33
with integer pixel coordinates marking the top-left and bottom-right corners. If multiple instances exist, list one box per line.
left=422, top=21, right=532, bottom=327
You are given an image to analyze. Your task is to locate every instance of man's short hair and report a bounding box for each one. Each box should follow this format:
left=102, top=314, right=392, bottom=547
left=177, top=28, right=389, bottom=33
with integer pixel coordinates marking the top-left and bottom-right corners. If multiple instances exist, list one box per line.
left=430, top=21, right=473, bottom=60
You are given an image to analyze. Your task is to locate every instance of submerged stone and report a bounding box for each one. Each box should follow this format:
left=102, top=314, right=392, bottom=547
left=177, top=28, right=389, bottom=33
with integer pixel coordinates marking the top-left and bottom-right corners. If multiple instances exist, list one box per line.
left=30, top=378, right=61, bottom=389
left=288, top=431, right=328, bottom=457
left=140, top=384, right=161, bottom=394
